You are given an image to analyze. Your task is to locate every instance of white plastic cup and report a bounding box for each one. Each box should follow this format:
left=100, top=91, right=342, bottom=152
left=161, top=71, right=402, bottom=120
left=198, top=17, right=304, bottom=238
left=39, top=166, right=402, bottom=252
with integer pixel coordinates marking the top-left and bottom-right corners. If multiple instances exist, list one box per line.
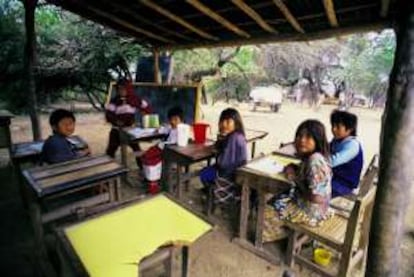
left=177, top=123, right=190, bottom=147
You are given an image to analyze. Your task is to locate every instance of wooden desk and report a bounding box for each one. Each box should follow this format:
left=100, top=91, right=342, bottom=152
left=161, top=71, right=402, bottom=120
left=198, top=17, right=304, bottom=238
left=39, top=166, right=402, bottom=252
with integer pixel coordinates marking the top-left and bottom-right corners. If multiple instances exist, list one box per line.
left=11, top=135, right=88, bottom=164
left=245, top=129, right=268, bottom=158
left=11, top=136, right=88, bottom=209
left=234, top=153, right=300, bottom=264
left=55, top=194, right=213, bottom=277
left=163, top=141, right=216, bottom=199
left=162, top=129, right=269, bottom=201
left=23, top=155, right=126, bottom=259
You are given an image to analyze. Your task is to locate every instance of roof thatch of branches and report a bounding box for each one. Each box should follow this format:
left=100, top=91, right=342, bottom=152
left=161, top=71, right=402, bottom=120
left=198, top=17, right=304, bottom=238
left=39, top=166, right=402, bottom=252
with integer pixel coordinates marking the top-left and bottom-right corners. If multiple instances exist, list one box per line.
left=46, top=0, right=395, bottom=50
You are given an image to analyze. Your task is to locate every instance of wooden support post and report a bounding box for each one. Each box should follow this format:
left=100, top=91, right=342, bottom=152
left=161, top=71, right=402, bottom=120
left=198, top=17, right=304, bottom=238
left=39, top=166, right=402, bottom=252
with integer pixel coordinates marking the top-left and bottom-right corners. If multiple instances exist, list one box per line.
left=366, top=3, right=414, bottom=276
left=23, top=0, right=42, bottom=141
left=154, top=49, right=161, bottom=84
left=380, top=0, right=391, bottom=18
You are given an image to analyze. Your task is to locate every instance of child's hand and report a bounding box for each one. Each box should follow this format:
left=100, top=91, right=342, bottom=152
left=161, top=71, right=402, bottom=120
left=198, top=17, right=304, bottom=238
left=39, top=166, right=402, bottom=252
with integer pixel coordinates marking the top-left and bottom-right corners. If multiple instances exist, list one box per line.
left=284, top=164, right=297, bottom=181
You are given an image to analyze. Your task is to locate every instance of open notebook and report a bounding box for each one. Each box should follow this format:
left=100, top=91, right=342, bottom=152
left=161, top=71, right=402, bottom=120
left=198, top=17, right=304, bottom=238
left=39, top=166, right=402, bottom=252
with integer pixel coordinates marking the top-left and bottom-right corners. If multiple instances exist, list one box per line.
left=245, top=155, right=300, bottom=176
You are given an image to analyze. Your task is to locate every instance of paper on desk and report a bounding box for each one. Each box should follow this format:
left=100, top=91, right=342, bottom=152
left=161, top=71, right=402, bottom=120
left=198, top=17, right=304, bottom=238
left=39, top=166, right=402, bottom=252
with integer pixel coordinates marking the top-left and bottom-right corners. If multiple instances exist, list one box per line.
left=246, top=157, right=285, bottom=174
left=246, top=155, right=300, bottom=176
left=127, top=127, right=157, bottom=138
left=65, top=195, right=212, bottom=277
left=22, top=142, right=43, bottom=153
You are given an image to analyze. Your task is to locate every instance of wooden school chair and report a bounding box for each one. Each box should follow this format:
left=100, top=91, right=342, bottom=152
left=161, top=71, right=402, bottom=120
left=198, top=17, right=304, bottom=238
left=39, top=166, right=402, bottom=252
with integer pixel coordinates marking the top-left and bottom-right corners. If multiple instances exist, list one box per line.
left=284, top=184, right=378, bottom=277
left=277, top=141, right=296, bottom=157
left=206, top=177, right=240, bottom=233
left=330, top=154, right=379, bottom=213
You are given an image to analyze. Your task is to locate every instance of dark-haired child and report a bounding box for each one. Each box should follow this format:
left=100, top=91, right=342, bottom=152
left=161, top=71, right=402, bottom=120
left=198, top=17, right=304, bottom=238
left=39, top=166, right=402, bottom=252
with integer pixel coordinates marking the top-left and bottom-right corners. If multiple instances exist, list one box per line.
left=140, top=106, right=184, bottom=191
left=330, top=110, right=363, bottom=198
left=163, top=106, right=184, bottom=145
left=41, top=109, right=90, bottom=164
left=105, top=78, right=151, bottom=168
left=200, top=108, right=247, bottom=199
left=281, top=120, right=332, bottom=226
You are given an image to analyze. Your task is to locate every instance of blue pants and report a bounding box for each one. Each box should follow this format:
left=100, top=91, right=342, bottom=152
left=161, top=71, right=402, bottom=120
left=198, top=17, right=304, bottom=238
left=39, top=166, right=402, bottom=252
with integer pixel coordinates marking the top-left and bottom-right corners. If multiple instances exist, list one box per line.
left=200, top=166, right=217, bottom=185
left=332, top=179, right=354, bottom=198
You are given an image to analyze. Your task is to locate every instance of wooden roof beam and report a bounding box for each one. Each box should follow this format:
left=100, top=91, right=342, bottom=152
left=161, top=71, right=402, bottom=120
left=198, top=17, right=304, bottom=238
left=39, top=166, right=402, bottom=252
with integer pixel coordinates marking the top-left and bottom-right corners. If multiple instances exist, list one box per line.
left=186, top=0, right=250, bottom=38
left=272, top=0, right=304, bottom=33
left=140, top=0, right=218, bottom=41
left=322, top=0, right=339, bottom=27
left=380, top=0, right=391, bottom=17
left=231, top=0, right=277, bottom=34
left=85, top=5, right=174, bottom=44
left=107, top=2, right=195, bottom=41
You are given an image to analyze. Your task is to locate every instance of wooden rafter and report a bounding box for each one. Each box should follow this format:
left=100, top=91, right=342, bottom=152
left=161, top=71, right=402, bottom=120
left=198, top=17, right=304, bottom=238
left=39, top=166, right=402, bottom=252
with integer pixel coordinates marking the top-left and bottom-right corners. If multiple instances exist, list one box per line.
left=107, top=2, right=194, bottom=41
left=186, top=0, right=250, bottom=38
left=85, top=5, right=173, bottom=43
left=231, top=0, right=277, bottom=33
left=140, top=0, right=218, bottom=41
left=322, top=0, right=339, bottom=27
left=380, top=0, right=391, bottom=17
left=272, top=0, right=304, bottom=33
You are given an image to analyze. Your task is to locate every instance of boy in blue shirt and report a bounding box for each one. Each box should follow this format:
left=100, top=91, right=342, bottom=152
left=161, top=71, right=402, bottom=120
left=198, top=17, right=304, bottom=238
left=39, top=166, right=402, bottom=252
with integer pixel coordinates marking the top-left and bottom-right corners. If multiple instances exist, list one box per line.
left=330, top=110, right=364, bottom=197
left=41, top=109, right=90, bottom=164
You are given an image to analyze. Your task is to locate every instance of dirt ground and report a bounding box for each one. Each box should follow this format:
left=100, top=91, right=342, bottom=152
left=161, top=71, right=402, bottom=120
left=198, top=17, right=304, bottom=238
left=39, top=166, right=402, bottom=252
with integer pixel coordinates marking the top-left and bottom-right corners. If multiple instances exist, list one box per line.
left=2, top=101, right=414, bottom=276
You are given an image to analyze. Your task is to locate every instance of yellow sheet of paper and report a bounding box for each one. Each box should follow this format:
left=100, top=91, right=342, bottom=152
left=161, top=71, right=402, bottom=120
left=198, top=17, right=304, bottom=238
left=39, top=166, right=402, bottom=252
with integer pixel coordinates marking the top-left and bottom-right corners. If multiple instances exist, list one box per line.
left=64, top=195, right=212, bottom=277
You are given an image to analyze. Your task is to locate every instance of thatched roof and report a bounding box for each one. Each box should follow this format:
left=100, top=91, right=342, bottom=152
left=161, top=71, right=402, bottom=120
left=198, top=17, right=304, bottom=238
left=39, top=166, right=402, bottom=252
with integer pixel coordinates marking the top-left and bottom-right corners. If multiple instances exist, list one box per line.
left=46, top=0, right=396, bottom=49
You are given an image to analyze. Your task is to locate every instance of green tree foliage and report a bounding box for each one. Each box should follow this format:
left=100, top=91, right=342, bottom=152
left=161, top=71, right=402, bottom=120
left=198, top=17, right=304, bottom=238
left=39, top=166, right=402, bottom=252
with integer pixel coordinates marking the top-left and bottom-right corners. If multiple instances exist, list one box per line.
left=0, top=0, right=395, bottom=110
left=0, top=1, right=146, bottom=112
left=330, top=30, right=395, bottom=96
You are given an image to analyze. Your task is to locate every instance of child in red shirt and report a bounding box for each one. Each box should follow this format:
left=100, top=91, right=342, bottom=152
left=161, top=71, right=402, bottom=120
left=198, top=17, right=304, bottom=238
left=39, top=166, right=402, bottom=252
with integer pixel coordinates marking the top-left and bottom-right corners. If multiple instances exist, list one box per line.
left=105, top=78, right=151, bottom=168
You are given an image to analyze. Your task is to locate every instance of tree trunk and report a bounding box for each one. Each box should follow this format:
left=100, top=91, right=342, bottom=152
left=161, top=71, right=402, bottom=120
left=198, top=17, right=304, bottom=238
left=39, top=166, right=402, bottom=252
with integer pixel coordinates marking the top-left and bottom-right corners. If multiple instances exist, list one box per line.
left=24, top=0, right=41, bottom=140
left=366, top=3, right=414, bottom=276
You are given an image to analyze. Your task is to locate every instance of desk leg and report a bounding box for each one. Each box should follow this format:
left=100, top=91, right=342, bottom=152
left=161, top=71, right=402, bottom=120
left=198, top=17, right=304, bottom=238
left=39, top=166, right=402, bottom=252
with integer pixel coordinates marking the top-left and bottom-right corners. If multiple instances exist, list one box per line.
left=29, top=199, right=57, bottom=277
left=239, top=183, right=251, bottom=241
left=184, top=165, right=190, bottom=192
left=251, top=141, right=256, bottom=159
left=114, top=177, right=121, bottom=201
left=255, top=190, right=265, bottom=249
left=182, top=246, right=189, bottom=277
left=120, top=141, right=128, bottom=168
left=108, top=180, right=116, bottom=202
left=176, top=165, right=182, bottom=200
left=163, top=159, right=173, bottom=194
left=14, top=162, right=28, bottom=210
